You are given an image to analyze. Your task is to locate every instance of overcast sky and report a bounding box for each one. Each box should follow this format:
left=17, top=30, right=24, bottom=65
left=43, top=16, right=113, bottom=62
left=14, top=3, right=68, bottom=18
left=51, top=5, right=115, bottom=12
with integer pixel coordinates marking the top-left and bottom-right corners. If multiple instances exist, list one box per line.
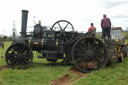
left=0, top=0, right=128, bottom=36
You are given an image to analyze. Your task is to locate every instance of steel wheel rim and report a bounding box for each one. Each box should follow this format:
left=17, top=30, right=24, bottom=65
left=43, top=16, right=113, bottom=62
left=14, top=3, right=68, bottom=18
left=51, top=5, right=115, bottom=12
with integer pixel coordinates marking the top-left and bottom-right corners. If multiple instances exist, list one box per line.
left=51, top=20, right=75, bottom=44
left=5, top=43, right=33, bottom=69
left=72, top=36, right=108, bottom=73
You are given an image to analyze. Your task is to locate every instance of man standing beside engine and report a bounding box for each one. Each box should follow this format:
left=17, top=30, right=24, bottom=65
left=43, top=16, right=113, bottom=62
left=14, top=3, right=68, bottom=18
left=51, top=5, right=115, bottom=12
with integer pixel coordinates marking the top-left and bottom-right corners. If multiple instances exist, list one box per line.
left=88, top=23, right=96, bottom=36
left=101, top=14, right=111, bottom=41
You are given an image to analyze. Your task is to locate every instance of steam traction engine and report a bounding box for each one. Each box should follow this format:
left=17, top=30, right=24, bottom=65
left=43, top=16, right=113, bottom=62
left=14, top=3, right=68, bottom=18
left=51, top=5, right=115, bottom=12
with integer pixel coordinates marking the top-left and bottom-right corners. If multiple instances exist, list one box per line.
left=5, top=10, right=127, bottom=73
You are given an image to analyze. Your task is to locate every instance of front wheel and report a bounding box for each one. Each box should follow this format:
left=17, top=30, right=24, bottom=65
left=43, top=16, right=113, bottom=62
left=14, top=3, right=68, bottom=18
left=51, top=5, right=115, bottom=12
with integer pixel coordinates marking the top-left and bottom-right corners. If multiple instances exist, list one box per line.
left=5, top=43, right=33, bottom=69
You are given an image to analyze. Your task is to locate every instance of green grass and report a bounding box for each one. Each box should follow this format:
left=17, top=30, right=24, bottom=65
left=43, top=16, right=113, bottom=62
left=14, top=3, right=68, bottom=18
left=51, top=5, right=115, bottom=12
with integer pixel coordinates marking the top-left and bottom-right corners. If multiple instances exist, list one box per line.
left=72, top=59, right=128, bottom=85
left=0, top=41, right=71, bottom=85
left=0, top=41, right=11, bottom=66
left=1, top=40, right=128, bottom=85
left=0, top=63, right=71, bottom=85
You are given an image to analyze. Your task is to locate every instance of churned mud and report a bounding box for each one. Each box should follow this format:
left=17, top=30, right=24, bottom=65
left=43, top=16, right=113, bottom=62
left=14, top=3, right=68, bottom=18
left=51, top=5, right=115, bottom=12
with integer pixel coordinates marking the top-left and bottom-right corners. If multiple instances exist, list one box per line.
left=0, top=65, right=9, bottom=71
left=69, top=68, right=86, bottom=81
left=51, top=74, right=71, bottom=85
left=0, top=56, right=4, bottom=58
left=51, top=67, right=86, bottom=85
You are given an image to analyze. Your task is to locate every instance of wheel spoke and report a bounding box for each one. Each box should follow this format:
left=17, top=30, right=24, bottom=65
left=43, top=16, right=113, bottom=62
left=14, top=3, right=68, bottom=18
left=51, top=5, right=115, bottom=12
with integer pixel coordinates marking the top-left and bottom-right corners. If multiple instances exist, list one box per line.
left=92, top=45, right=100, bottom=52
left=18, top=47, right=21, bottom=53
left=8, top=57, right=14, bottom=61
left=74, top=48, right=84, bottom=53
left=6, top=53, right=13, bottom=59
left=15, top=58, right=20, bottom=65
left=74, top=53, right=85, bottom=56
left=64, top=23, right=69, bottom=31
left=11, top=57, right=17, bottom=63
left=58, top=22, right=63, bottom=30
left=21, top=45, right=25, bottom=53
left=23, top=58, right=30, bottom=64
left=94, top=49, right=101, bottom=53
left=90, top=40, right=95, bottom=50
left=87, top=40, right=91, bottom=50
left=19, top=58, right=23, bottom=65
left=84, top=40, right=88, bottom=50
left=79, top=44, right=87, bottom=52
left=94, top=55, right=103, bottom=62
left=74, top=57, right=83, bottom=63
left=10, top=48, right=15, bottom=53
left=94, top=53, right=101, bottom=56
left=19, top=58, right=22, bottom=65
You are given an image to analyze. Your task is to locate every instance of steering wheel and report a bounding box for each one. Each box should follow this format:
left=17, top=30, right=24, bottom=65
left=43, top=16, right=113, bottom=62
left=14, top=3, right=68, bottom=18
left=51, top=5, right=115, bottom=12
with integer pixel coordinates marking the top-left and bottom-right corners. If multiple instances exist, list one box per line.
left=51, top=20, right=75, bottom=44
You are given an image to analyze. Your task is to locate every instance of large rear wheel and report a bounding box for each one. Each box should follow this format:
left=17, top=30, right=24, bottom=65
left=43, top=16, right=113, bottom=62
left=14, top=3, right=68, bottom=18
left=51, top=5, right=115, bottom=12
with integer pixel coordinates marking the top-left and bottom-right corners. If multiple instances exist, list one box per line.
left=72, top=36, right=108, bottom=73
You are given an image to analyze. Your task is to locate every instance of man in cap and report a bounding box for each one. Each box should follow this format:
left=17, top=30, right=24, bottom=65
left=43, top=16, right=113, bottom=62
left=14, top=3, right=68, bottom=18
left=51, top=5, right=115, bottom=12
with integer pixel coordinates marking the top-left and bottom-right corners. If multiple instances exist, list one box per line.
left=101, top=14, right=111, bottom=41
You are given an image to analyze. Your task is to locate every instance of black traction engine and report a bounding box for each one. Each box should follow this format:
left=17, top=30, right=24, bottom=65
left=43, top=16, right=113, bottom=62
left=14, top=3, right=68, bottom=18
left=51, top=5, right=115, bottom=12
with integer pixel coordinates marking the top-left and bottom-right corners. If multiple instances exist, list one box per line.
left=5, top=10, right=128, bottom=73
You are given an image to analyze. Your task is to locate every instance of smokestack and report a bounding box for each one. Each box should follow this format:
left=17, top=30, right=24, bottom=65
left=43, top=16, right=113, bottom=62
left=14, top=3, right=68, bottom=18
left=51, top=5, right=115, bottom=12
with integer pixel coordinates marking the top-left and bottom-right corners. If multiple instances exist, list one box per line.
left=21, top=10, right=28, bottom=38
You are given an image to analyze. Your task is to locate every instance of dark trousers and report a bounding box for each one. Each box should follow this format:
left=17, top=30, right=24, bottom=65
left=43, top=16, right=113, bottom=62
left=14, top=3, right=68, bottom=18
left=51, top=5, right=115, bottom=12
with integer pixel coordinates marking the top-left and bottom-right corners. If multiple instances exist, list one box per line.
left=102, top=27, right=111, bottom=40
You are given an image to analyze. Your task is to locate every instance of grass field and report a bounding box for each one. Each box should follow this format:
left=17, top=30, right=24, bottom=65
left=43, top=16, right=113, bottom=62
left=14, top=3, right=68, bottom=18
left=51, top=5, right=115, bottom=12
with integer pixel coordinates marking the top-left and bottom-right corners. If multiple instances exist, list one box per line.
left=0, top=41, right=128, bottom=85
left=0, top=41, right=71, bottom=85
left=73, top=58, right=128, bottom=85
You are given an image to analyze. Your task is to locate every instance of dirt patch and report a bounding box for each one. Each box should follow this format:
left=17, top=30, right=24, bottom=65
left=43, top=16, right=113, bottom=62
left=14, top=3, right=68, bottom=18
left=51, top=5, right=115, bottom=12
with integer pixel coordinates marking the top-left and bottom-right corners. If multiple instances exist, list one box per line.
left=69, top=67, right=85, bottom=82
left=51, top=67, right=86, bottom=85
left=52, top=74, right=71, bottom=85
left=0, top=56, right=4, bottom=58
left=0, top=65, right=9, bottom=71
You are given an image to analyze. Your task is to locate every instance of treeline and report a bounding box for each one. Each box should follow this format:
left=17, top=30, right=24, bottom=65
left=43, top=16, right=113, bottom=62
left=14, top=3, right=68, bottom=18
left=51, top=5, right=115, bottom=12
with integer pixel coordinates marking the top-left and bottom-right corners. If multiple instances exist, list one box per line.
left=0, top=36, right=12, bottom=41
